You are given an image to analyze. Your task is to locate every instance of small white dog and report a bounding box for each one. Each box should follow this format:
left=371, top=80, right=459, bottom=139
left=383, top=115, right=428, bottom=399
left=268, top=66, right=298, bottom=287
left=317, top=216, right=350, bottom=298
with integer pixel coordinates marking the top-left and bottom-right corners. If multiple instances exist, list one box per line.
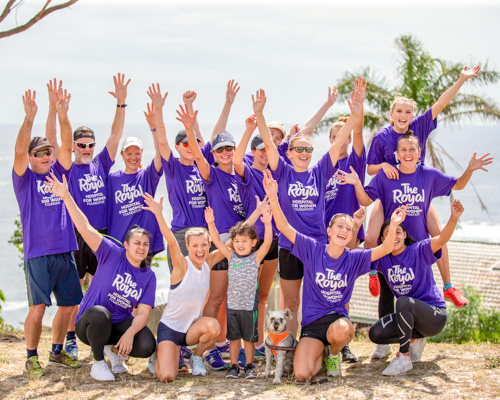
left=263, top=308, right=298, bottom=384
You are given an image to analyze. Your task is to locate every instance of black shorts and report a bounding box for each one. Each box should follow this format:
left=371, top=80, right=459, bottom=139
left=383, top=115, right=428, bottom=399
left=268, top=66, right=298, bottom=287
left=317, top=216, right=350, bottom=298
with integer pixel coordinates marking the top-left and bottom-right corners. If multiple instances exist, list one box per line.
left=157, top=322, right=188, bottom=346
left=278, top=248, right=304, bottom=280
left=227, top=309, right=258, bottom=342
left=300, top=312, right=348, bottom=346
left=74, top=228, right=107, bottom=279
left=212, top=232, right=229, bottom=271
left=255, top=238, right=279, bottom=261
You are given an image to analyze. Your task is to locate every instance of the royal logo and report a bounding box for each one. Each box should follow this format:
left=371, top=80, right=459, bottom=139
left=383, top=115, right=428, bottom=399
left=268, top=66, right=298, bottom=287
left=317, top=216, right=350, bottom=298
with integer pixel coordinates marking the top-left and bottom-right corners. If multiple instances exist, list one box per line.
left=315, top=268, right=347, bottom=290
left=387, top=264, right=415, bottom=285
left=36, top=180, right=50, bottom=194
left=112, top=272, right=142, bottom=300
left=393, top=183, right=424, bottom=205
left=79, top=174, right=104, bottom=193
left=186, top=176, right=205, bottom=195
left=115, top=183, right=144, bottom=204
left=228, top=183, right=241, bottom=203
left=288, top=182, right=319, bottom=199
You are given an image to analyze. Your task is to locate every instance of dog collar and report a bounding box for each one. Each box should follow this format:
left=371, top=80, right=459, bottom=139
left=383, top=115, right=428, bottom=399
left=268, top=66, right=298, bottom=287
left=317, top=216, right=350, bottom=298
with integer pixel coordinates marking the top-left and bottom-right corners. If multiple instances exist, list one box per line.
left=269, top=331, right=291, bottom=356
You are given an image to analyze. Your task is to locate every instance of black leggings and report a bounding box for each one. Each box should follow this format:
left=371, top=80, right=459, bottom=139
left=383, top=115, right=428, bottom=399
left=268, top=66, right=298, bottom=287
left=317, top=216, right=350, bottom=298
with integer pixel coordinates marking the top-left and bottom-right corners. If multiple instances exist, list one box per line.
left=378, top=272, right=395, bottom=319
left=75, top=305, right=156, bottom=361
left=369, top=296, right=447, bottom=354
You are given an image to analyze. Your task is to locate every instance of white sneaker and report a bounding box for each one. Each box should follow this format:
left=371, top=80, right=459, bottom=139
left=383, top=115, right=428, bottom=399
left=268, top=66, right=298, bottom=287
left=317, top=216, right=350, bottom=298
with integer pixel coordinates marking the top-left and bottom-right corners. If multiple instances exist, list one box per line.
left=191, top=355, right=207, bottom=376
left=409, top=338, right=426, bottom=362
left=104, top=345, right=128, bottom=374
left=382, top=353, right=413, bottom=376
left=90, top=360, right=115, bottom=381
left=371, top=344, right=392, bottom=359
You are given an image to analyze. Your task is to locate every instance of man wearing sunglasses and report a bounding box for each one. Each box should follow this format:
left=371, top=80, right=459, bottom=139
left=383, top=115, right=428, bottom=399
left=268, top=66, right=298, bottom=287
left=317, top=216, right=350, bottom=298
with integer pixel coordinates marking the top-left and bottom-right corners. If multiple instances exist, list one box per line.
left=13, top=88, right=82, bottom=375
left=44, top=75, right=129, bottom=361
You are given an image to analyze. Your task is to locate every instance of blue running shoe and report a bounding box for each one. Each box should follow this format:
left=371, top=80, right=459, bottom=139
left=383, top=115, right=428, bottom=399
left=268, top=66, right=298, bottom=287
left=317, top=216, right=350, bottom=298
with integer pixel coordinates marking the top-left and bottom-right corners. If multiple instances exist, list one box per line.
left=204, top=349, right=229, bottom=371
left=254, top=345, right=266, bottom=361
left=178, top=353, right=188, bottom=372
left=191, top=355, right=207, bottom=376
left=216, top=341, right=230, bottom=358
left=64, top=339, right=78, bottom=361
left=238, top=348, right=246, bottom=369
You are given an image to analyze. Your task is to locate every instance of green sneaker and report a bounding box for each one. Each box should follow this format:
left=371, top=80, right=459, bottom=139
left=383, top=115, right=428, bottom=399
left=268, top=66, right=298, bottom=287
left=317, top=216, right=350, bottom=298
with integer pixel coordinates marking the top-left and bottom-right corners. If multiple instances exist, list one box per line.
left=323, top=347, right=342, bottom=377
left=24, top=355, right=45, bottom=375
left=48, top=350, right=81, bottom=368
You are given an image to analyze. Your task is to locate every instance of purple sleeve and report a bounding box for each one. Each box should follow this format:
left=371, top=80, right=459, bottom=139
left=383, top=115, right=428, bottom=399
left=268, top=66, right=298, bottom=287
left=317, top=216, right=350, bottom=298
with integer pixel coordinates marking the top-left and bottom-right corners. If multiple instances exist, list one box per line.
left=416, top=238, right=442, bottom=265
left=410, top=108, right=437, bottom=143
left=350, top=147, right=367, bottom=185
left=290, top=232, right=319, bottom=267
left=161, top=151, right=177, bottom=178
left=271, top=156, right=288, bottom=180
left=95, top=237, right=118, bottom=266
left=313, top=151, right=336, bottom=181
left=53, top=160, right=72, bottom=180
left=364, top=171, right=383, bottom=201
left=367, top=133, right=385, bottom=165
left=145, top=159, right=163, bottom=187
left=349, top=248, right=373, bottom=276
left=97, top=147, right=114, bottom=174
left=138, top=272, right=157, bottom=308
left=201, top=142, right=215, bottom=165
left=429, top=167, right=457, bottom=197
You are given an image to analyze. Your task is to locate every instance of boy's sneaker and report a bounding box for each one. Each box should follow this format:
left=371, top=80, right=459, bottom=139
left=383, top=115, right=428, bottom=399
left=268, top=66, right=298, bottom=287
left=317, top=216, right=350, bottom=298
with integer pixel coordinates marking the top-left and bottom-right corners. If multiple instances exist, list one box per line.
left=341, top=345, right=358, bottom=363
left=443, top=286, right=469, bottom=308
left=180, top=346, right=193, bottom=360
left=204, top=349, right=229, bottom=370
left=178, top=353, right=188, bottom=372
left=323, top=347, right=342, bottom=377
left=24, top=355, right=45, bottom=375
left=191, top=355, right=207, bottom=376
left=148, top=351, right=156, bottom=375
left=48, top=350, right=81, bottom=368
left=90, top=360, right=115, bottom=381
left=382, top=353, right=413, bottom=376
left=409, top=338, right=427, bottom=362
left=254, top=345, right=266, bottom=361
left=371, top=344, right=392, bottom=359
left=237, top=348, right=246, bottom=369
left=103, top=345, right=128, bottom=374
left=216, top=341, right=230, bottom=357
left=244, top=363, right=258, bottom=379
left=64, top=339, right=78, bottom=361
left=369, top=272, right=380, bottom=297
left=226, top=363, right=240, bottom=379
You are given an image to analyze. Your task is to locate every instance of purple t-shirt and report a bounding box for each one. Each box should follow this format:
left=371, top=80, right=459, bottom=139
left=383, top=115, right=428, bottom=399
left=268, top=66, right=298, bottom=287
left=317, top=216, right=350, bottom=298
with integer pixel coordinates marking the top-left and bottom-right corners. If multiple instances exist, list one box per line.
left=372, top=239, right=446, bottom=307
left=290, top=232, right=372, bottom=327
left=367, top=108, right=436, bottom=166
left=162, top=152, right=207, bottom=231
left=325, top=148, right=367, bottom=240
left=235, top=163, right=279, bottom=240
left=12, top=161, right=77, bottom=260
left=68, top=147, right=114, bottom=230
left=107, top=160, right=165, bottom=253
left=364, top=165, right=456, bottom=241
left=272, top=153, right=335, bottom=250
left=243, top=138, right=291, bottom=166
left=203, top=165, right=245, bottom=233
left=201, top=142, right=214, bottom=166
left=76, top=237, right=156, bottom=323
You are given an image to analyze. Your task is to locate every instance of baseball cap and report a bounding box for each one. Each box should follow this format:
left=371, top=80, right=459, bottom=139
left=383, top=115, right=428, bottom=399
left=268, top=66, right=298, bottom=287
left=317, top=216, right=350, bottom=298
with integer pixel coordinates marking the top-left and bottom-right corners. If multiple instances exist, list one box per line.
left=251, top=135, right=265, bottom=150
left=175, top=129, right=201, bottom=144
left=267, top=121, right=286, bottom=136
left=28, top=137, right=54, bottom=153
left=121, top=137, right=143, bottom=152
left=212, top=131, right=235, bottom=151
left=74, top=126, right=95, bottom=141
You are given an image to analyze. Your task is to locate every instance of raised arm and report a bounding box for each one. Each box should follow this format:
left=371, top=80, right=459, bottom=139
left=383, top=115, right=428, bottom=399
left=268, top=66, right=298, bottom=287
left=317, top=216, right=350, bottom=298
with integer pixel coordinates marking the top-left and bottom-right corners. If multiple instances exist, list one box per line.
left=45, top=78, right=61, bottom=161
left=183, top=90, right=203, bottom=145
left=210, top=79, right=240, bottom=142
left=352, top=78, right=367, bottom=157
left=263, top=169, right=297, bottom=243
left=432, top=66, right=481, bottom=119
left=233, top=115, right=257, bottom=177
left=371, top=206, right=407, bottom=261
left=14, top=90, right=37, bottom=176
left=204, top=206, right=233, bottom=260
left=54, top=88, right=73, bottom=171
left=255, top=205, right=273, bottom=264
left=334, top=166, right=374, bottom=206
left=244, top=195, right=268, bottom=226
left=349, top=206, right=366, bottom=249
left=430, top=199, right=464, bottom=253
left=147, top=83, right=171, bottom=161
left=106, top=73, right=131, bottom=161
left=253, top=89, right=279, bottom=171
left=453, top=152, right=493, bottom=190
left=300, top=86, right=338, bottom=136
left=45, top=174, right=102, bottom=251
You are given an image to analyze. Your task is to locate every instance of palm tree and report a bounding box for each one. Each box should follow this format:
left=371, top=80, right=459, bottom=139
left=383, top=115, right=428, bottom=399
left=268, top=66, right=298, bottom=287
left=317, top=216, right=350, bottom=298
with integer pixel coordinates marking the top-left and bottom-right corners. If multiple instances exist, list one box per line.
left=320, top=34, right=500, bottom=214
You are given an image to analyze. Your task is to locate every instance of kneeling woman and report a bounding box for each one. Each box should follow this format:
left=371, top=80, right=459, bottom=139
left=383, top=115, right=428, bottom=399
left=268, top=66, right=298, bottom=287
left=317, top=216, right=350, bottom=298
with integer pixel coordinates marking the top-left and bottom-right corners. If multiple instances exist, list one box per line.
left=369, top=199, right=464, bottom=376
left=262, top=170, right=405, bottom=381
left=45, top=174, right=156, bottom=381
left=142, top=193, right=223, bottom=382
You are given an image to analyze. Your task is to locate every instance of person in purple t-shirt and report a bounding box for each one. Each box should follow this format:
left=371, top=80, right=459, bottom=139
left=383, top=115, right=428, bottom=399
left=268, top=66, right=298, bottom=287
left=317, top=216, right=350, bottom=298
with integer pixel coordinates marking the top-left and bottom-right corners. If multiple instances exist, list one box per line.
left=368, top=199, right=465, bottom=376
left=365, top=66, right=481, bottom=308
left=45, top=74, right=129, bottom=360
left=252, top=85, right=363, bottom=338
left=13, top=88, right=82, bottom=375
left=45, top=174, right=156, bottom=382
left=262, top=169, right=406, bottom=382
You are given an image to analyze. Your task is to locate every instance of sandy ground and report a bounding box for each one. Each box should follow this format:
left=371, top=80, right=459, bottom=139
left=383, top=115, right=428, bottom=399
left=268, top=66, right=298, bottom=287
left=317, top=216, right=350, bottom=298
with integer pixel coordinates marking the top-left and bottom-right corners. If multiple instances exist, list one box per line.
left=1, top=329, right=499, bottom=400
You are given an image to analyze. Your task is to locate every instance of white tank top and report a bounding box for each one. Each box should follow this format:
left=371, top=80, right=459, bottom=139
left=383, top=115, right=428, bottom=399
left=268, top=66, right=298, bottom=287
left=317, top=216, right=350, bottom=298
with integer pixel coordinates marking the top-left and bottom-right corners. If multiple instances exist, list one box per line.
left=160, top=256, right=210, bottom=333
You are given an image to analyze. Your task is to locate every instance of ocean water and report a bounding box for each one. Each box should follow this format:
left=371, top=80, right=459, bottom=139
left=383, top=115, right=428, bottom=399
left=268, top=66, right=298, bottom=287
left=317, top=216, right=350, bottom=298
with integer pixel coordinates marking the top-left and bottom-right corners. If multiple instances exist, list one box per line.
left=0, top=122, right=498, bottom=328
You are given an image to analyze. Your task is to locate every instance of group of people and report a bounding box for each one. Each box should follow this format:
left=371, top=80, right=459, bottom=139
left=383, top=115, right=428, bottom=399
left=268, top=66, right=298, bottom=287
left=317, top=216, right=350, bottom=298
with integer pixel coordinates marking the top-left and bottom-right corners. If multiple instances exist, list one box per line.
left=13, top=67, right=493, bottom=383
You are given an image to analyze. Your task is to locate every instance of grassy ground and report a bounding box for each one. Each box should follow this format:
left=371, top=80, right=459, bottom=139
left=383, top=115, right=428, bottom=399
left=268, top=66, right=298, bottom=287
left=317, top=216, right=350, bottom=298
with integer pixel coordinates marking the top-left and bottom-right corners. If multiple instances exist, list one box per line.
left=1, top=328, right=499, bottom=400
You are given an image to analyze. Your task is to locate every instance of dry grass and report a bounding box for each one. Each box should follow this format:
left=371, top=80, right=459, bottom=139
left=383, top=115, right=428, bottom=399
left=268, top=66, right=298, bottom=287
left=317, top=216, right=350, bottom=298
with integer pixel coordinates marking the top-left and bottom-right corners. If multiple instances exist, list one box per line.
left=1, top=329, right=500, bottom=400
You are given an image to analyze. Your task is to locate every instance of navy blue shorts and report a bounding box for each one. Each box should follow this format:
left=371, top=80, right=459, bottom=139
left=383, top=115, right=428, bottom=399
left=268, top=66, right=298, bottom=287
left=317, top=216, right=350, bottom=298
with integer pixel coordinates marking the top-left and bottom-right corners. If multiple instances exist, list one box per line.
left=157, top=322, right=188, bottom=346
left=24, top=252, right=83, bottom=307
left=300, top=313, right=348, bottom=346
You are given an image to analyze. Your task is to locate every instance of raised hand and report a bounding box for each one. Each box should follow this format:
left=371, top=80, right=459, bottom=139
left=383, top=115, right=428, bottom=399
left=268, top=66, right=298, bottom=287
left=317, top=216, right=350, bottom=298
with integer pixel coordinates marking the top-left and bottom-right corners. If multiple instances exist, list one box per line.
left=254, top=194, right=269, bottom=213
left=183, top=90, right=197, bottom=105
left=262, top=169, right=278, bottom=198
left=245, top=114, right=257, bottom=132
left=334, top=166, right=361, bottom=186
left=44, top=173, right=68, bottom=199
left=347, top=88, right=363, bottom=117
left=175, top=104, right=198, bottom=130
left=147, top=83, right=168, bottom=110
left=461, top=65, right=481, bottom=80
left=47, top=78, right=62, bottom=106
left=326, top=85, right=339, bottom=107
left=354, top=77, right=367, bottom=103
left=353, top=206, right=366, bottom=228
left=252, top=89, right=267, bottom=113
left=22, top=89, right=37, bottom=118
left=390, top=205, right=408, bottom=227
left=382, top=162, right=400, bottom=180
left=260, top=205, right=273, bottom=225
left=55, top=88, right=71, bottom=116
left=141, top=193, right=163, bottom=216
left=450, top=199, right=464, bottom=220
left=204, top=206, right=215, bottom=224
left=467, top=152, right=493, bottom=172
left=226, top=79, right=240, bottom=104
left=108, top=73, right=130, bottom=102
left=143, top=102, right=156, bottom=128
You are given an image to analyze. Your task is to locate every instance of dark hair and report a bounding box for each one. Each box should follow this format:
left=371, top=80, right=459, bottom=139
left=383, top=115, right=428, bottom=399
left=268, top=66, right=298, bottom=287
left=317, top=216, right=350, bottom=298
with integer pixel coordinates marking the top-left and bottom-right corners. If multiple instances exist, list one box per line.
left=396, top=131, right=420, bottom=151
left=229, top=221, right=258, bottom=242
left=124, top=225, right=152, bottom=269
left=379, top=220, right=417, bottom=247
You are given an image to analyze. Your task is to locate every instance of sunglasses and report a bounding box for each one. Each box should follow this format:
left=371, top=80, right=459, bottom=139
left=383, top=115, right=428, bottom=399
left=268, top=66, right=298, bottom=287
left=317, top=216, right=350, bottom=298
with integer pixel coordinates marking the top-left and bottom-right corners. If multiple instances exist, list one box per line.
left=31, top=148, right=53, bottom=158
left=290, top=146, right=314, bottom=153
left=214, top=146, right=235, bottom=153
left=178, top=140, right=200, bottom=148
left=74, top=141, right=96, bottom=149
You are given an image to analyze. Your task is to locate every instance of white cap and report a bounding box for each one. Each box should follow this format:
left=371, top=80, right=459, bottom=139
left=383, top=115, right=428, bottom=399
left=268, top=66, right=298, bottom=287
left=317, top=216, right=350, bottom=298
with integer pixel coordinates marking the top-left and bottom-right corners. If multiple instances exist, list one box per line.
left=121, top=137, right=143, bottom=152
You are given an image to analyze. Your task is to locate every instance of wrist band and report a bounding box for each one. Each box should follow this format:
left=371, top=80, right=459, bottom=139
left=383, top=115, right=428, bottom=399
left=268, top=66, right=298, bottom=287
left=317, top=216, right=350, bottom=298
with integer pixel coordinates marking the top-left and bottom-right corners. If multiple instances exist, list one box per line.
left=151, top=128, right=157, bottom=132
left=117, top=104, right=127, bottom=108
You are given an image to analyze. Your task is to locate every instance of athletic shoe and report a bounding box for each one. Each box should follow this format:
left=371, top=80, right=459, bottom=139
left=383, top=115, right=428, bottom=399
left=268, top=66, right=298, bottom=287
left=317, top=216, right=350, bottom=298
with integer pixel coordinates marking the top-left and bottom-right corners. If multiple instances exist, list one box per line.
left=323, top=347, right=342, bottom=377
left=369, top=272, right=380, bottom=297
left=103, top=345, right=128, bottom=374
left=225, top=364, right=240, bottom=379
left=191, top=355, right=207, bottom=376
left=216, top=341, right=230, bottom=358
left=237, top=348, right=246, bottom=369
left=178, top=353, right=188, bottom=372
left=180, top=346, right=193, bottom=360
left=371, top=344, right=392, bottom=359
left=254, top=345, right=266, bottom=361
left=382, top=353, right=413, bottom=376
left=244, top=363, right=258, bottom=379
left=341, top=345, right=358, bottom=363
left=204, top=349, right=229, bottom=370
left=64, top=339, right=78, bottom=361
left=409, top=338, right=427, bottom=363
left=90, top=360, right=115, bottom=381
left=443, top=286, right=469, bottom=308
left=148, top=351, right=156, bottom=375
left=24, top=355, right=45, bottom=375
left=48, top=350, right=81, bottom=368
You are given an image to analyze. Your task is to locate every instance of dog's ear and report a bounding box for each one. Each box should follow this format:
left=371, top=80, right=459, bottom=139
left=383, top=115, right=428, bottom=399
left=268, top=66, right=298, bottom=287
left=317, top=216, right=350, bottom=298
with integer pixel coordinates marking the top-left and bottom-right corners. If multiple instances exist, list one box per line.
left=283, top=308, right=295, bottom=320
left=266, top=310, right=271, bottom=320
